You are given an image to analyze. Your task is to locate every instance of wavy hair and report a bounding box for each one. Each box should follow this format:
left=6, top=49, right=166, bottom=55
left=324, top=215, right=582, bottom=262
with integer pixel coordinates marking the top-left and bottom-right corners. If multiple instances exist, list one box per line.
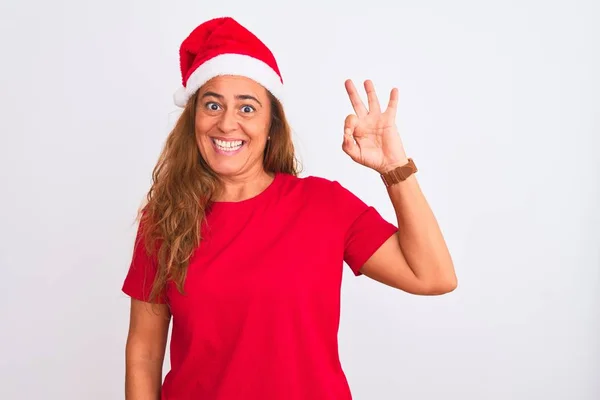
left=138, top=89, right=300, bottom=303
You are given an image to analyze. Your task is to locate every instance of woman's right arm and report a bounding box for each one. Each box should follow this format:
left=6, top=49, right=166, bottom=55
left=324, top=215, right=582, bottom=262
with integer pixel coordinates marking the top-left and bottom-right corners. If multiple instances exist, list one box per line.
left=125, top=298, right=171, bottom=400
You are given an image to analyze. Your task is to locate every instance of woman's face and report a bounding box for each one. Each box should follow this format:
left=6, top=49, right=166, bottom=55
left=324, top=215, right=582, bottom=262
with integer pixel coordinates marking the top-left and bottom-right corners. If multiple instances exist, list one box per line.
left=194, top=75, right=272, bottom=178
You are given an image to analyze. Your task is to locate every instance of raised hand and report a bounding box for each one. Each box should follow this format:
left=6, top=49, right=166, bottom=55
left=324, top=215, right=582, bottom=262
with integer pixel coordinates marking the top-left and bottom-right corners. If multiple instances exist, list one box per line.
left=342, top=79, right=408, bottom=174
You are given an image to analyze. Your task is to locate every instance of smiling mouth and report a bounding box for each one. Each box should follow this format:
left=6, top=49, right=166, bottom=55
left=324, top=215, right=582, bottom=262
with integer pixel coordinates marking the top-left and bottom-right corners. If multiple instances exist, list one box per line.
left=211, top=138, right=246, bottom=154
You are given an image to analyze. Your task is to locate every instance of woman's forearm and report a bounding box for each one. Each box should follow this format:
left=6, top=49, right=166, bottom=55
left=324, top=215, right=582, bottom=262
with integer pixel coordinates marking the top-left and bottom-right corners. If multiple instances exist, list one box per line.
left=386, top=172, right=457, bottom=292
left=125, top=357, right=163, bottom=399
left=124, top=299, right=170, bottom=399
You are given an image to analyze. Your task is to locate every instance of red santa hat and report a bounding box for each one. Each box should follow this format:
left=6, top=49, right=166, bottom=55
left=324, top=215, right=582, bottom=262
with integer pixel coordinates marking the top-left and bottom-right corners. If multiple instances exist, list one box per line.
left=173, top=17, right=284, bottom=107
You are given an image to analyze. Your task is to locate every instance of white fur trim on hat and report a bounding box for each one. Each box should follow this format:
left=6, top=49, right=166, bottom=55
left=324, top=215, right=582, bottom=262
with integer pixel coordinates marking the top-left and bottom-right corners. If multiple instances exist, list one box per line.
left=173, top=53, right=284, bottom=107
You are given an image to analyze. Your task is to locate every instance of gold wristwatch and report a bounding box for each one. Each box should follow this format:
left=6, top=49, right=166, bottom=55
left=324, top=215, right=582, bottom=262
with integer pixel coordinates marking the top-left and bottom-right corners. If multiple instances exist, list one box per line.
left=380, top=158, right=417, bottom=187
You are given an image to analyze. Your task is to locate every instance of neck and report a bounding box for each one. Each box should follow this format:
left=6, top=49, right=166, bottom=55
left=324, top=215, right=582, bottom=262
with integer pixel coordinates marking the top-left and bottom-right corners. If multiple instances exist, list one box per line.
left=213, top=168, right=275, bottom=202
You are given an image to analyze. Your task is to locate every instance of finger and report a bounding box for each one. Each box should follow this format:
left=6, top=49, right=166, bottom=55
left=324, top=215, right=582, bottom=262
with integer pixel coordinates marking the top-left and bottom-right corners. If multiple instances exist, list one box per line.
left=344, top=114, right=359, bottom=135
left=364, top=80, right=381, bottom=114
left=385, top=87, right=399, bottom=118
left=344, top=79, right=368, bottom=117
left=343, top=114, right=361, bottom=161
left=342, top=129, right=361, bottom=161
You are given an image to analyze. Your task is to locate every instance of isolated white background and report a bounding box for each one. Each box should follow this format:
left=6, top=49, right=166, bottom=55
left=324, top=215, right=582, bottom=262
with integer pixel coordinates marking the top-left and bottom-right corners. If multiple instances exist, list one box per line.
left=1, top=0, right=598, bottom=399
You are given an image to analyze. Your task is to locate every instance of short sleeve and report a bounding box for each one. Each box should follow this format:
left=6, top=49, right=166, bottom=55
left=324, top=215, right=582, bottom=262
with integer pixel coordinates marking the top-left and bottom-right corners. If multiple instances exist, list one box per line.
left=121, top=218, right=167, bottom=304
left=331, top=181, right=398, bottom=276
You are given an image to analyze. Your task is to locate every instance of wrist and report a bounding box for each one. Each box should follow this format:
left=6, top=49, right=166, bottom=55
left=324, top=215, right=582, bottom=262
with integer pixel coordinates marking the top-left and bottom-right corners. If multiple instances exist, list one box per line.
left=378, top=157, right=418, bottom=187
left=377, top=157, right=410, bottom=175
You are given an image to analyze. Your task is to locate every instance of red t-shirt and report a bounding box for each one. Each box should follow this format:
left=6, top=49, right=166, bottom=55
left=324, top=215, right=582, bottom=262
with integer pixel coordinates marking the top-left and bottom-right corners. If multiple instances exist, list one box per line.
left=122, top=173, right=398, bottom=399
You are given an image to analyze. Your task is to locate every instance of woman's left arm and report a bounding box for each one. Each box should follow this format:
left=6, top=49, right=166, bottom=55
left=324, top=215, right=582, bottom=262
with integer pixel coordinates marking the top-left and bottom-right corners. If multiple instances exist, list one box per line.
left=342, top=79, right=457, bottom=295
left=362, top=170, right=457, bottom=295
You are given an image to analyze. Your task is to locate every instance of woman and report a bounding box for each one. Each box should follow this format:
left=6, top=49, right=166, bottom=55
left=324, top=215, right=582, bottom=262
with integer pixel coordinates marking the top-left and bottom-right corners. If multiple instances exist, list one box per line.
left=122, top=16, right=457, bottom=400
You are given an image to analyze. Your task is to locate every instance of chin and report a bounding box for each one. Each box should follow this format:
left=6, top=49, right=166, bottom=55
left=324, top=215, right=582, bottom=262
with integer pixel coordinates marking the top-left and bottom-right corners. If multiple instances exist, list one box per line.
left=208, top=162, right=248, bottom=177
left=203, top=151, right=252, bottom=178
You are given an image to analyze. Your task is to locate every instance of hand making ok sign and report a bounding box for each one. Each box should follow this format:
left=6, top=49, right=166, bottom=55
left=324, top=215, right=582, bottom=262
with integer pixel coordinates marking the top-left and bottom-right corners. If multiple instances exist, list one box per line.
left=342, top=79, right=409, bottom=174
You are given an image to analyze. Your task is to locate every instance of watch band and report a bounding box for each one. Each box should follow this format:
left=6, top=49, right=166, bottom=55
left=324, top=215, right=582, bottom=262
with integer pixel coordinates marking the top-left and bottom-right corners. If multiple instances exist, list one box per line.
left=380, top=158, right=417, bottom=187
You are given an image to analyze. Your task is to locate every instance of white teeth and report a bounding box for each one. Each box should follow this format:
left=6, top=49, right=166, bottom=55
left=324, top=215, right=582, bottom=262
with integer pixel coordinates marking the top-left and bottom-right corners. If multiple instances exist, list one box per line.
left=213, top=138, right=243, bottom=152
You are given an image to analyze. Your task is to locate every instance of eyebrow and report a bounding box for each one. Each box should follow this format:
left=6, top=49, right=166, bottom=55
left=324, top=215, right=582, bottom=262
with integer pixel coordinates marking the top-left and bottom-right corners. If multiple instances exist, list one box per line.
left=201, top=91, right=262, bottom=106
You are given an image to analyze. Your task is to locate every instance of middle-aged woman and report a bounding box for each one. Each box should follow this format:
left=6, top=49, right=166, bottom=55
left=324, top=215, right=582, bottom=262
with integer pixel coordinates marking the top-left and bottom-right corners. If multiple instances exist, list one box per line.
left=122, top=16, right=457, bottom=400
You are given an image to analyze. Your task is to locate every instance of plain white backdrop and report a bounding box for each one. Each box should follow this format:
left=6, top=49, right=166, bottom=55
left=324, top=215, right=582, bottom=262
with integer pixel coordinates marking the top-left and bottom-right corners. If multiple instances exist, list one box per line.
left=0, top=0, right=598, bottom=399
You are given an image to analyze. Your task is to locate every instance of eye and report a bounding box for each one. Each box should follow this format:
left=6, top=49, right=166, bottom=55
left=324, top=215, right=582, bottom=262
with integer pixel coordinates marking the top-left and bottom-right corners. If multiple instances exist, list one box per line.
left=241, top=105, right=255, bottom=113
left=205, top=102, right=221, bottom=111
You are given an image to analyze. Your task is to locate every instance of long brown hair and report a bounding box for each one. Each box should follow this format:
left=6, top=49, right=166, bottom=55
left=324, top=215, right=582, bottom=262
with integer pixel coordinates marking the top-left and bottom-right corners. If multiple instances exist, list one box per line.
left=139, top=89, right=300, bottom=303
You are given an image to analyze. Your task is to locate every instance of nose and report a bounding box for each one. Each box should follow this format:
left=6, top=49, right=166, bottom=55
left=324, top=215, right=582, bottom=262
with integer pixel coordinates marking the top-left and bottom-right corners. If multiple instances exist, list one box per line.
left=217, top=108, right=238, bottom=133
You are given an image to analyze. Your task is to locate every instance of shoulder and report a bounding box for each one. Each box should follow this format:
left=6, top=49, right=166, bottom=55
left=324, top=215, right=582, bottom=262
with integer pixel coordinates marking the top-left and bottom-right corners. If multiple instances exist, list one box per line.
left=276, top=173, right=365, bottom=213
left=277, top=173, right=342, bottom=192
left=281, top=174, right=354, bottom=203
